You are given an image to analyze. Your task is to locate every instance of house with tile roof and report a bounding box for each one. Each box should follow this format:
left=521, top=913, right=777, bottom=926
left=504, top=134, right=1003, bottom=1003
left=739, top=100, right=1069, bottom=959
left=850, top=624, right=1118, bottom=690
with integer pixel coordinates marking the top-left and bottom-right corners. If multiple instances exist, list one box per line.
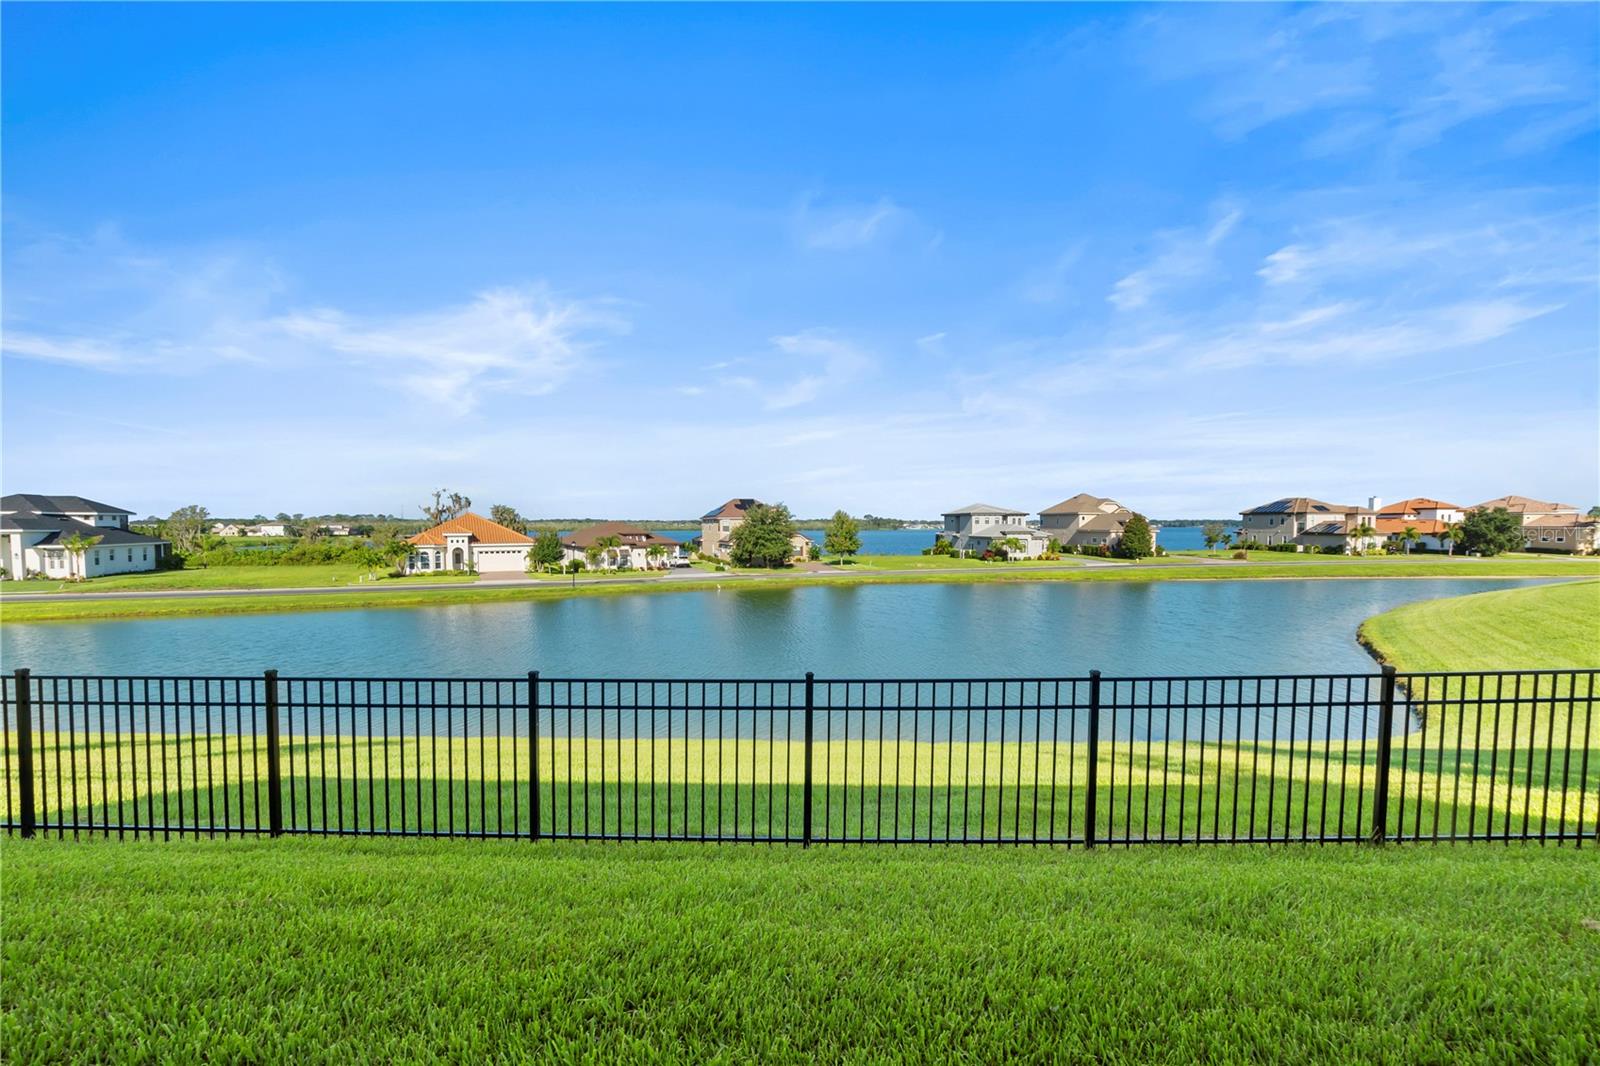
left=1236, top=497, right=1382, bottom=553
left=1037, top=494, right=1153, bottom=551
left=404, top=512, right=533, bottom=575
left=936, top=503, right=1050, bottom=558
left=699, top=499, right=812, bottom=562
left=1362, top=497, right=1467, bottom=552
left=1468, top=496, right=1590, bottom=554
left=1521, top=514, right=1596, bottom=554
left=561, top=522, right=683, bottom=570
left=1, top=494, right=168, bottom=580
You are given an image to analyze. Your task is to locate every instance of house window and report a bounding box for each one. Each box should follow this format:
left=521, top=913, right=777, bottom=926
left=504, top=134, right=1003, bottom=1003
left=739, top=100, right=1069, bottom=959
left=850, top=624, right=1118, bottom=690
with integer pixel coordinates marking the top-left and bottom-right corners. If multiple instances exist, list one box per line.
left=417, top=553, right=431, bottom=570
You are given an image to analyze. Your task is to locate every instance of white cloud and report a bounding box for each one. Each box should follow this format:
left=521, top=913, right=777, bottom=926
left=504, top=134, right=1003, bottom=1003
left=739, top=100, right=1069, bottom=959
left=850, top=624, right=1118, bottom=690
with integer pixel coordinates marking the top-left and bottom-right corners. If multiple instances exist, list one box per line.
left=793, top=195, right=909, bottom=250
left=1138, top=6, right=1597, bottom=158
left=1109, top=206, right=1242, bottom=311
left=1, top=231, right=623, bottom=415
left=275, top=286, right=623, bottom=415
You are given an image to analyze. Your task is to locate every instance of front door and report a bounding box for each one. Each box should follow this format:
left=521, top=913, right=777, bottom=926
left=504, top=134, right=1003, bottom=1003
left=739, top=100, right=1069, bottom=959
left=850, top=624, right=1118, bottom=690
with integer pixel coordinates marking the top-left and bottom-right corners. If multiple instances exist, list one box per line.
left=452, top=547, right=464, bottom=569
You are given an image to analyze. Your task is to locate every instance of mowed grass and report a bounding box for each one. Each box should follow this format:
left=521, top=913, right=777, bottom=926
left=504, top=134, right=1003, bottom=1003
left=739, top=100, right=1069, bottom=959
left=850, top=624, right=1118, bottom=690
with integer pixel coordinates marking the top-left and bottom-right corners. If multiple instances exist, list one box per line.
left=1361, top=578, right=1600, bottom=672
left=0, top=563, right=474, bottom=594
left=13, top=723, right=1596, bottom=845
left=3, top=839, right=1598, bottom=1063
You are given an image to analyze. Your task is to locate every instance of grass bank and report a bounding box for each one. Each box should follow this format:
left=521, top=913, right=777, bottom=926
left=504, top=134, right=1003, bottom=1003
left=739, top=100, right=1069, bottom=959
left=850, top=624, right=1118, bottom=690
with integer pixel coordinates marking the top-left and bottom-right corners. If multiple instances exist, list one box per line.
left=4, top=555, right=1595, bottom=623
left=3, top=840, right=1596, bottom=1063
left=0, top=563, right=474, bottom=594
left=1360, top=578, right=1600, bottom=673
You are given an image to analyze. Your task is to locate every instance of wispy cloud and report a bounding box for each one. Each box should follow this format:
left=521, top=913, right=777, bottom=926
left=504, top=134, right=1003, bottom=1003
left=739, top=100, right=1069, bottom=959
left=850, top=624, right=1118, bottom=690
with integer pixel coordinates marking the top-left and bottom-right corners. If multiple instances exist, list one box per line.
left=792, top=195, right=909, bottom=250
left=1109, top=205, right=1241, bottom=311
left=1138, top=6, right=1597, bottom=158
left=275, top=286, right=624, bottom=415
left=1, top=230, right=624, bottom=415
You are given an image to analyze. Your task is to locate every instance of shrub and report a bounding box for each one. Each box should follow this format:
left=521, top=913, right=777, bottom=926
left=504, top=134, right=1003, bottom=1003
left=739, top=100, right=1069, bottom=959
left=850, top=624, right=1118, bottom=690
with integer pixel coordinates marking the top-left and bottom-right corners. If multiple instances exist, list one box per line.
left=1232, top=550, right=1248, bottom=560
left=1266, top=543, right=1300, bottom=553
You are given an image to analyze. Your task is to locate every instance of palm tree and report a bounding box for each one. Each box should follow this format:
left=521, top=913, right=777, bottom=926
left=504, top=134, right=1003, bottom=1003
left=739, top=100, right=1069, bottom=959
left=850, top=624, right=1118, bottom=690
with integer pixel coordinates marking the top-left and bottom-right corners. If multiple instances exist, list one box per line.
left=60, top=531, right=103, bottom=582
left=646, top=544, right=667, bottom=569
left=596, top=534, right=623, bottom=569
left=992, top=536, right=1025, bottom=561
left=1443, top=521, right=1465, bottom=556
left=1347, top=522, right=1377, bottom=556
left=1398, top=525, right=1421, bottom=555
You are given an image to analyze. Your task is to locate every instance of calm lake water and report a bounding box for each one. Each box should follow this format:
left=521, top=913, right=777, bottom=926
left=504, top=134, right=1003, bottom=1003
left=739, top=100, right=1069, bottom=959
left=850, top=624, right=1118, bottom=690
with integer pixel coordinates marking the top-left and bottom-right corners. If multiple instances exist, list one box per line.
left=2, top=578, right=1541, bottom=679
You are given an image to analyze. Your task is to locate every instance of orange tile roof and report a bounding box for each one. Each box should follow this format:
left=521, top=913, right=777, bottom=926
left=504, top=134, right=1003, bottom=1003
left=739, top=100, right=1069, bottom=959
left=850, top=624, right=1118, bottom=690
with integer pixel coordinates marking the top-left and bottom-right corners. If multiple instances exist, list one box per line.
left=1373, top=518, right=1449, bottom=536
left=1380, top=497, right=1461, bottom=514
left=408, top=512, right=534, bottom=546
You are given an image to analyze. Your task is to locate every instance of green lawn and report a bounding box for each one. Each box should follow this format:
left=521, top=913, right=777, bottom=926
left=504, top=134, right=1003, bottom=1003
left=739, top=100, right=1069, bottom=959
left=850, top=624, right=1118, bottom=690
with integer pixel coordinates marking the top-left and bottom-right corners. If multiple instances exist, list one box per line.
left=3, top=840, right=1596, bottom=1063
left=0, top=564, right=474, bottom=594
left=1361, top=578, right=1600, bottom=672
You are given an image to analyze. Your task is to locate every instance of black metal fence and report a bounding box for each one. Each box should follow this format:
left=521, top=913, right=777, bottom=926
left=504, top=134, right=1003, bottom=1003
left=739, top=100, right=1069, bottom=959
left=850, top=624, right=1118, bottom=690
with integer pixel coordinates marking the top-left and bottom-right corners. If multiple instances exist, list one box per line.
left=3, top=667, right=1595, bottom=846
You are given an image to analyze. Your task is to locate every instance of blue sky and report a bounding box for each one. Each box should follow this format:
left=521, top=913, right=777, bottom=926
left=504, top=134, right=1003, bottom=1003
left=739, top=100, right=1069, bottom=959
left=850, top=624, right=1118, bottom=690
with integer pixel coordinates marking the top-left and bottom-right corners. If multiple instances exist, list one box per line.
left=3, top=3, right=1596, bottom=519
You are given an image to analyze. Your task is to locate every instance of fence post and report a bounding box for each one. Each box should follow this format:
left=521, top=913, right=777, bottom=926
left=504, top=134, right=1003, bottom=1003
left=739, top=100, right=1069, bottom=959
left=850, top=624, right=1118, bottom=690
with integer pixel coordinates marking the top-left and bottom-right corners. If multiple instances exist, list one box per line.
left=264, top=669, right=284, bottom=838
left=14, top=669, right=35, bottom=839
left=802, top=672, right=815, bottom=847
left=529, top=670, right=540, bottom=842
left=1369, top=665, right=1397, bottom=845
left=1085, top=670, right=1101, bottom=849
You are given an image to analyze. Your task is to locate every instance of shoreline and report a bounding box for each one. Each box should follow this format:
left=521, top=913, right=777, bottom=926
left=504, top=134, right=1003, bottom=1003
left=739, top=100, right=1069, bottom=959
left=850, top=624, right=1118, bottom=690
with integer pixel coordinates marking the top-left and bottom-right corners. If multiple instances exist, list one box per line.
left=2, top=557, right=1593, bottom=624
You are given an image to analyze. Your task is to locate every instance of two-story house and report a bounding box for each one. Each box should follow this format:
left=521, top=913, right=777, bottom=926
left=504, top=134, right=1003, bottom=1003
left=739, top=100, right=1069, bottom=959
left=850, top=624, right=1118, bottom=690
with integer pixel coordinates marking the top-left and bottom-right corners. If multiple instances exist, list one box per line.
left=699, top=499, right=812, bottom=562
left=1236, top=497, right=1381, bottom=553
left=1038, top=494, right=1146, bottom=550
left=1, top=494, right=168, bottom=580
left=1469, top=495, right=1590, bottom=554
left=1372, top=497, right=1465, bottom=552
left=935, top=503, right=1050, bottom=558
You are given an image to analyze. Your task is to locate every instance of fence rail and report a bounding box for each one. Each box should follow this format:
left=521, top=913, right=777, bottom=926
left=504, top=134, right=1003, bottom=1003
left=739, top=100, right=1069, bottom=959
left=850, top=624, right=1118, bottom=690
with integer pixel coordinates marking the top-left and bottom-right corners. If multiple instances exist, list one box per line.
left=3, top=667, right=1596, bottom=846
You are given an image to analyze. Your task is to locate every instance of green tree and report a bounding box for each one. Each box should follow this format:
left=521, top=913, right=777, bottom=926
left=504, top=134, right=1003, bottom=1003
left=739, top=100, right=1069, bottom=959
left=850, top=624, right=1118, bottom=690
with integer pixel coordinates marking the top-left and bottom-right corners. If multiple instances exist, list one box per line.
left=529, top=530, right=565, bottom=572
left=729, top=503, right=798, bottom=568
left=1117, top=514, right=1155, bottom=559
left=60, top=531, right=104, bottom=581
left=991, top=536, right=1025, bottom=561
left=1459, top=507, right=1525, bottom=556
left=490, top=504, right=527, bottom=534
left=823, top=510, right=862, bottom=562
left=1201, top=522, right=1227, bottom=553
left=165, top=505, right=211, bottom=555
left=378, top=536, right=415, bottom=576
left=1443, top=521, right=1465, bottom=556
left=1398, top=525, right=1422, bottom=555
left=584, top=545, right=605, bottom=571
left=1588, top=506, right=1600, bottom=518
left=1348, top=521, right=1377, bottom=556
left=646, top=544, right=668, bottom=569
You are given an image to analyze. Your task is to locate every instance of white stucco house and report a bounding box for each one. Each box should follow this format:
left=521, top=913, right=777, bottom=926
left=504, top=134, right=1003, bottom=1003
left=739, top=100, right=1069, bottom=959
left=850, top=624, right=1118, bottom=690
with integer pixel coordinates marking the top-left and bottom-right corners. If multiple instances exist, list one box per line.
left=404, top=512, right=532, bottom=575
left=561, top=522, right=682, bottom=569
left=1, top=494, right=168, bottom=581
left=935, top=503, right=1050, bottom=558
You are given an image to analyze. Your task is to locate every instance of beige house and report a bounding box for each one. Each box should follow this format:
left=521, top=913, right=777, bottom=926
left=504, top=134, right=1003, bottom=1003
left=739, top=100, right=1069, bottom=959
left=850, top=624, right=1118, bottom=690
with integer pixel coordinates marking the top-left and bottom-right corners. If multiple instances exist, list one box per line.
left=936, top=503, right=1050, bottom=558
left=405, top=512, right=532, bottom=575
left=1038, top=494, right=1148, bottom=550
left=1522, top=514, right=1596, bottom=554
left=1471, top=496, right=1579, bottom=522
left=699, top=498, right=812, bottom=562
left=1, top=494, right=168, bottom=580
left=562, top=522, right=682, bottom=569
left=1237, top=497, right=1381, bottom=553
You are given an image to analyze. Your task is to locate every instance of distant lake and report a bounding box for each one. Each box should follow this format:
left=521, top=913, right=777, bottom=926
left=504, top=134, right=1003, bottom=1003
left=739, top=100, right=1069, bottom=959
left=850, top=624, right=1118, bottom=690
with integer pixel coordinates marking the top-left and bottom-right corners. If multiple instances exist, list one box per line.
left=634, top=526, right=1211, bottom=555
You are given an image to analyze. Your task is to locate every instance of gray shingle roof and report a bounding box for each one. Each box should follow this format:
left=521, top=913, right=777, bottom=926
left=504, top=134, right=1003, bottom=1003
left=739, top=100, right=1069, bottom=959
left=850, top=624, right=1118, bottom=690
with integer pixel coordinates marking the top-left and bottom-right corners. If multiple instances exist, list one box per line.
left=1, top=493, right=134, bottom=515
